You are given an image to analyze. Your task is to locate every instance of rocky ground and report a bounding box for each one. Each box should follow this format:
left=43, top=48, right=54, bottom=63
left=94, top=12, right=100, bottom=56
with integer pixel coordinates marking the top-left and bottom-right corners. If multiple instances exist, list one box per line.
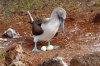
left=0, top=0, right=100, bottom=66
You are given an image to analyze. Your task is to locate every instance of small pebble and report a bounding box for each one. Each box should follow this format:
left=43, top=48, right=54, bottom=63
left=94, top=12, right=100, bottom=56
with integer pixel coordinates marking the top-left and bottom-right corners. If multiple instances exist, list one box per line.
left=4, top=39, right=7, bottom=41
left=0, top=47, right=4, bottom=48
left=0, top=38, right=3, bottom=41
left=0, top=38, right=7, bottom=41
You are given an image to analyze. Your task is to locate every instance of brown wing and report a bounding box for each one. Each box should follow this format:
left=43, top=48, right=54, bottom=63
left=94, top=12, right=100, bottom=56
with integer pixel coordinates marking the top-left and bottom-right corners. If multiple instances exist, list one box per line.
left=30, top=18, right=49, bottom=36
left=32, top=21, right=43, bottom=36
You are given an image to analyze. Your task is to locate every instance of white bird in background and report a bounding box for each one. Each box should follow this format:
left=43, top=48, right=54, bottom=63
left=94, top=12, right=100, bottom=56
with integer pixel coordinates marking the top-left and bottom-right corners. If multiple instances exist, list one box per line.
left=27, top=7, right=66, bottom=51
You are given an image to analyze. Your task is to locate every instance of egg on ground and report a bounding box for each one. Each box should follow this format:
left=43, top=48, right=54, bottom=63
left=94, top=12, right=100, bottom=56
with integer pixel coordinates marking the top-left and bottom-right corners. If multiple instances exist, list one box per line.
left=41, top=46, right=47, bottom=51
left=46, top=45, right=54, bottom=51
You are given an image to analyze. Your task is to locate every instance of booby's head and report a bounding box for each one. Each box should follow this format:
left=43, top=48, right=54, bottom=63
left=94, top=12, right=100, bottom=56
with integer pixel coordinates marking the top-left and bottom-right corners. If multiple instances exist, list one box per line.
left=50, top=7, right=66, bottom=33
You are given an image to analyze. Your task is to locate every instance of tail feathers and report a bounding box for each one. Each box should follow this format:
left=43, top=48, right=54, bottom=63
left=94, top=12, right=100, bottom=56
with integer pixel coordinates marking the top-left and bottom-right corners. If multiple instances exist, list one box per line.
left=27, top=11, right=34, bottom=23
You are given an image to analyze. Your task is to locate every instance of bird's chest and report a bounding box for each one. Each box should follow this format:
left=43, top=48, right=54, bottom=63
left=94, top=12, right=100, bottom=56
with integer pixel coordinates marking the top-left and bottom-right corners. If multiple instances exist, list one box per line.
left=40, top=21, right=60, bottom=41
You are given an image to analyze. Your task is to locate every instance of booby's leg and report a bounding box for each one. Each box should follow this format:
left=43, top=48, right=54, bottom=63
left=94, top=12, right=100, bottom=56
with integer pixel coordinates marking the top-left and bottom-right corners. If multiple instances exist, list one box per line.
left=48, top=41, right=51, bottom=46
left=47, top=41, right=59, bottom=49
left=32, top=42, right=40, bottom=52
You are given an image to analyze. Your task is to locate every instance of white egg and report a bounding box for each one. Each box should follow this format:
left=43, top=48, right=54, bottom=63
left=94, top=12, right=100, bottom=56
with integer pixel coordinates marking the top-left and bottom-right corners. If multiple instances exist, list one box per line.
left=47, top=45, right=53, bottom=51
left=41, top=46, right=47, bottom=51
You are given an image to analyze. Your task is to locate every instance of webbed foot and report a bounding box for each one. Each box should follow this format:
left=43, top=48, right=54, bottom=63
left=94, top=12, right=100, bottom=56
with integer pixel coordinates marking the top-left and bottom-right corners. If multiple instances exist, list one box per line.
left=53, top=45, right=59, bottom=49
left=32, top=42, right=40, bottom=52
left=32, top=48, right=40, bottom=52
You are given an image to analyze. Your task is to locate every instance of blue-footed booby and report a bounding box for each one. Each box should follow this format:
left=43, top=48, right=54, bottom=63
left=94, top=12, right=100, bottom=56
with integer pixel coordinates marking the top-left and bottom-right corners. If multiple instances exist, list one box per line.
left=27, top=7, right=66, bottom=51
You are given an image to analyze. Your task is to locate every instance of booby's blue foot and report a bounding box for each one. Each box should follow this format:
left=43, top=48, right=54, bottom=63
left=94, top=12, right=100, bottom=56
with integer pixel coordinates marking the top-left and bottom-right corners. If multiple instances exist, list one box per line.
left=32, top=48, right=40, bottom=52
left=53, top=45, right=59, bottom=49
left=32, top=42, right=40, bottom=52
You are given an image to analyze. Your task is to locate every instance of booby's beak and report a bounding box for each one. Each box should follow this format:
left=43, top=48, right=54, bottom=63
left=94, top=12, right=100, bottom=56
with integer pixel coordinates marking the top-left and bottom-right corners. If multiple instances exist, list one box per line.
left=58, top=16, right=65, bottom=33
left=61, top=21, right=65, bottom=33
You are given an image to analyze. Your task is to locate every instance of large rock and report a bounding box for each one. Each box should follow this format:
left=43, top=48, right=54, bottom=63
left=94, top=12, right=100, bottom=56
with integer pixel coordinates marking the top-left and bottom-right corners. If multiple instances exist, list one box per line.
left=70, top=52, right=100, bottom=66
left=39, top=54, right=68, bottom=66
left=5, top=44, right=25, bottom=66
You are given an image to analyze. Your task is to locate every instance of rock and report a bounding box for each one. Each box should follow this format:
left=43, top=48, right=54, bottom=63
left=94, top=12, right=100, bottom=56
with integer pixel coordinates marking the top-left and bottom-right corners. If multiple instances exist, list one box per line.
left=39, top=54, right=68, bottom=66
left=0, top=38, right=7, bottom=41
left=3, top=28, right=20, bottom=38
left=70, top=52, right=100, bottom=66
left=9, top=61, right=25, bottom=66
left=87, top=1, right=96, bottom=7
left=5, top=44, right=25, bottom=66
left=0, top=47, right=4, bottom=49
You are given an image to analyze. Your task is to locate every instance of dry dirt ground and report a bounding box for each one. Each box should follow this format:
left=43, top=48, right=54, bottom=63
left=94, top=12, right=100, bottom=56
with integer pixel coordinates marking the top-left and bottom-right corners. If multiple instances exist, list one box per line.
left=0, top=7, right=100, bottom=66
